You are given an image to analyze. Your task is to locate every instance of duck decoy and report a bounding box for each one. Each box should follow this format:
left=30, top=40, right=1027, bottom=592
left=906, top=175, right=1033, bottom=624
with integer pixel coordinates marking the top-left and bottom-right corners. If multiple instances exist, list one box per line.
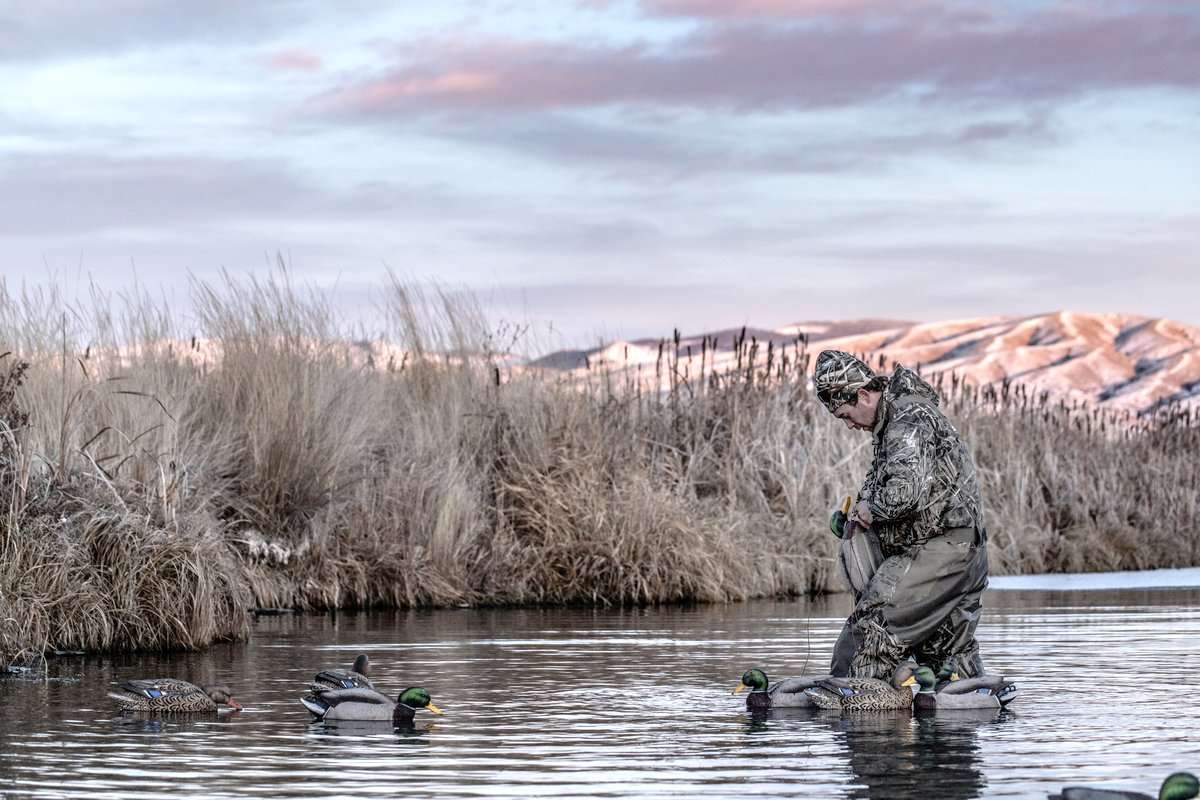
left=312, top=653, right=375, bottom=690
left=913, top=665, right=1018, bottom=711
left=301, top=686, right=442, bottom=726
left=803, top=661, right=919, bottom=711
left=733, top=668, right=831, bottom=710
left=109, top=678, right=243, bottom=712
left=1049, top=771, right=1199, bottom=800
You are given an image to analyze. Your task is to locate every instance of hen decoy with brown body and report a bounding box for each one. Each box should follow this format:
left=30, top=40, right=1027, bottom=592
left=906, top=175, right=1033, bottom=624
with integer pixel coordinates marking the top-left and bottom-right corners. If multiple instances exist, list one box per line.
left=803, top=662, right=919, bottom=711
left=109, top=678, right=243, bottom=712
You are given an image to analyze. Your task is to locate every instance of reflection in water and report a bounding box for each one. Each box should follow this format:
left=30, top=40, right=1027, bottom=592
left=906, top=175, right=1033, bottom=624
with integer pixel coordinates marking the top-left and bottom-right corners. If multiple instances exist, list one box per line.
left=743, top=709, right=1000, bottom=800
left=823, top=709, right=1002, bottom=800
left=0, top=589, right=1197, bottom=799
left=304, top=719, right=436, bottom=740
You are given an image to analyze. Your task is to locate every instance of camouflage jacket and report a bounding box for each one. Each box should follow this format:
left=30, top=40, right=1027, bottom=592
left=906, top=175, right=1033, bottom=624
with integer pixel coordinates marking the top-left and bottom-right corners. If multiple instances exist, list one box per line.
left=858, top=365, right=983, bottom=556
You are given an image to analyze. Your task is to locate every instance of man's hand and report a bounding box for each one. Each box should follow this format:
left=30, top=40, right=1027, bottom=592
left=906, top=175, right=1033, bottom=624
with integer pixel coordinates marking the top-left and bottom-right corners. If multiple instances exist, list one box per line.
left=852, top=500, right=873, bottom=526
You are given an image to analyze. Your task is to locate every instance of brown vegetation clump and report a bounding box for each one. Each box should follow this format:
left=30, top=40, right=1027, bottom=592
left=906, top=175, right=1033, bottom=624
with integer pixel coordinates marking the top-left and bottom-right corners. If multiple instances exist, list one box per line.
left=941, top=375, right=1200, bottom=574
left=0, top=274, right=1196, bottom=665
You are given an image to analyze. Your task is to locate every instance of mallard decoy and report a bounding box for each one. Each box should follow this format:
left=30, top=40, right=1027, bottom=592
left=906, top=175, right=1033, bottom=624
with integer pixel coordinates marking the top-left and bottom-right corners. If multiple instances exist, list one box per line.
left=109, top=678, right=243, bottom=712
left=732, top=668, right=830, bottom=710
left=1049, top=771, right=1199, bottom=800
left=312, top=654, right=375, bottom=690
left=912, top=665, right=1018, bottom=711
left=803, top=661, right=918, bottom=711
left=300, top=686, right=443, bottom=725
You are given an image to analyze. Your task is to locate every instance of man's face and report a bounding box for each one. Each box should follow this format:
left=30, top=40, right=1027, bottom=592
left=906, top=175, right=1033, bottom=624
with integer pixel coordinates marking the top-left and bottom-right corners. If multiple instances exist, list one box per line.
left=833, top=389, right=879, bottom=431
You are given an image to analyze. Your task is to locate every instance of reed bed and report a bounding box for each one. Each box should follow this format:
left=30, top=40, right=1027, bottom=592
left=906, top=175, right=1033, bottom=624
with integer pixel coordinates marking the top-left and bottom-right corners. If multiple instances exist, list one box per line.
left=1, top=274, right=1196, bottom=665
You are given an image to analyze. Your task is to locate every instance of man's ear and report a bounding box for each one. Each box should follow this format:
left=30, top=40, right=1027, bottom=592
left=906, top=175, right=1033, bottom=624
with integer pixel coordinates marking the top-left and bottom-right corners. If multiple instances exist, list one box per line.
left=857, top=387, right=872, bottom=405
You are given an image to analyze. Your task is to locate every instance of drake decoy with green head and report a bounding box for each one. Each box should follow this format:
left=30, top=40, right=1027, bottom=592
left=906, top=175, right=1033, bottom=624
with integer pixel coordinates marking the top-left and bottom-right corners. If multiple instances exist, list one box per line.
left=312, top=653, right=375, bottom=690
left=1049, top=772, right=1199, bottom=800
left=109, top=678, right=243, bottom=713
left=912, top=665, right=1018, bottom=711
left=733, top=668, right=830, bottom=710
left=803, top=661, right=919, bottom=711
left=301, top=686, right=443, bottom=725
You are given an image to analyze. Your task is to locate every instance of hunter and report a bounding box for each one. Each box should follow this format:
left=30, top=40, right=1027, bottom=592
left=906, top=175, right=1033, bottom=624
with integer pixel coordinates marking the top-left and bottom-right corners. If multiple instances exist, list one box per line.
left=815, top=349, right=989, bottom=680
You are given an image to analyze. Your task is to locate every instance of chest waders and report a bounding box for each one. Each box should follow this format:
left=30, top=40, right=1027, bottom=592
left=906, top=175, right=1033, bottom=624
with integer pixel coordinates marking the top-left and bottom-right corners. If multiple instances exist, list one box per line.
left=830, top=523, right=988, bottom=680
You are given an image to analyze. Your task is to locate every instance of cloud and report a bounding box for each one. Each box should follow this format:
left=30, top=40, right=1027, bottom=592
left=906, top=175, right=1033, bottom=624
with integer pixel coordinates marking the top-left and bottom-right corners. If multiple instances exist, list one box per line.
left=312, top=8, right=1200, bottom=120
left=0, top=151, right=466, bottom=238
left=0, top=1, right=314, bottom=61
left=470, top=216, right=667, bottom=254
left=262, top=48, right=324, bottom=72
left=390, top=105, right=1057, bottom=183
left=636, top=0, right=934, bottom=19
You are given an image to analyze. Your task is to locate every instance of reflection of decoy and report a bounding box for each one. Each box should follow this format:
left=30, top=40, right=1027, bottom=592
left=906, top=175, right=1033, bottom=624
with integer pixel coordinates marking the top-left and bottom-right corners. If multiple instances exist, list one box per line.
left=733, top=668, right=829, bottom=710
left=312, top=654, right=375, bottom=690
left=1049, top=771, right=1199, bottom=800
left=913, top=666, right=1018, bottom=711
left=805, top=707, right=997, bottom=800
left=110, top=716, right=166, bottom=734
left=804, top=662, right=918, bottom=711
left=807, top=711, right=922, bottom=800
left=301, top=686, right=443, bottom=725
left=109, top=679, right=243, bottom=712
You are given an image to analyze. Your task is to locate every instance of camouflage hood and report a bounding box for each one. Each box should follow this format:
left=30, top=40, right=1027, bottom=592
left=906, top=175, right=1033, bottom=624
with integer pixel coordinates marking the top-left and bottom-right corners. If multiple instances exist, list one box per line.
left=882, top=364, right=940, bottom=409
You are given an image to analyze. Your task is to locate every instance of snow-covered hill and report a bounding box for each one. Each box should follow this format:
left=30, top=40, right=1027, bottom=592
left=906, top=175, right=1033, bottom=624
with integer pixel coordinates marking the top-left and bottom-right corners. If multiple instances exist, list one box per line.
left=533, top=312, right=1200, bottom=415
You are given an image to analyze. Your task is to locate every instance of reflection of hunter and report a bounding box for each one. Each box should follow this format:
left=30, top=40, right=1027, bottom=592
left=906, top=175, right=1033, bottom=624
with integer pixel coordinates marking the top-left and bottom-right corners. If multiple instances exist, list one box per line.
left=816, top=350, right=989, bottom=680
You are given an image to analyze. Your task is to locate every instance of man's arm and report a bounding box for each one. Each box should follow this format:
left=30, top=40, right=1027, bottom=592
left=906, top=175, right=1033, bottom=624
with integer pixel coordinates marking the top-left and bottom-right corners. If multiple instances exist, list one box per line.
left=853, top=459, right=879, bottom=525
left=868, top=404, right=935, bottom=523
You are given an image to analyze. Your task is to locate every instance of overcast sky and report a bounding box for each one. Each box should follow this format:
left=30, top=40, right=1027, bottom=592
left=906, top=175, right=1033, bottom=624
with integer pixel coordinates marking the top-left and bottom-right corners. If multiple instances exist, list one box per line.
left=2, top=0, right=1198, bottom=348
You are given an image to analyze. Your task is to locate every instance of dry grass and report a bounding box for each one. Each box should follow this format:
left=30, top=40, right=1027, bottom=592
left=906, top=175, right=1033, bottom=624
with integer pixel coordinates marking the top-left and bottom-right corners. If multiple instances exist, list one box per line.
left=1, top=273, right=1196, bottom=665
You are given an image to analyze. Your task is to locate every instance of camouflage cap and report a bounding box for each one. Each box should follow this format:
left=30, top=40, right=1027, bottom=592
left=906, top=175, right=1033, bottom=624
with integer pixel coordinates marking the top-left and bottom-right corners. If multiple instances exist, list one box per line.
left=814, top=350, right=876, bottom=413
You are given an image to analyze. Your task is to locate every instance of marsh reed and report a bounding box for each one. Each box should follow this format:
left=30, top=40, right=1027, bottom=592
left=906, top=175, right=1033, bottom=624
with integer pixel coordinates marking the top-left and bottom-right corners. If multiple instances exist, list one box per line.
left=1, top=274, right=1196, bottom=665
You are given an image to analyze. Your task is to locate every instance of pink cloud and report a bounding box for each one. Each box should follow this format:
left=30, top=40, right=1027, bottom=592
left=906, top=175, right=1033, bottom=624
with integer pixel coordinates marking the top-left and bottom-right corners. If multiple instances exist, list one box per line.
left=264, top=48, right=324, bottom=72
left=641, top=0, right=918, bottom=17
left=312, top=8, right=1200, bottom=119
left=332, top=70, right=500, bottom=111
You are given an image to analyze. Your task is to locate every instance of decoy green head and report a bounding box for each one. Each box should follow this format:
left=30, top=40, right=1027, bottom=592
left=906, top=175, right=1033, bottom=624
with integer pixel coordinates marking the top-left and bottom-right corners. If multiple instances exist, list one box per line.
left=1160, top=772, right=1200, bottom=800
left=936, top=664, right=961, bottom=682
left=733, top=669, right=769, bottom=695
left=398, top=687, right=443, bottom=715
left=913, top=666, right=938, bottom=693
left=352, top=654, right=369, bottom=675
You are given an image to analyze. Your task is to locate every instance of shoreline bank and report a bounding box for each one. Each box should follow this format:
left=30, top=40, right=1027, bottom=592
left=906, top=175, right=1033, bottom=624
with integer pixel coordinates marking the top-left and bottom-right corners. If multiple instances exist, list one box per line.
left=989, top=566, right=1200, bottom=591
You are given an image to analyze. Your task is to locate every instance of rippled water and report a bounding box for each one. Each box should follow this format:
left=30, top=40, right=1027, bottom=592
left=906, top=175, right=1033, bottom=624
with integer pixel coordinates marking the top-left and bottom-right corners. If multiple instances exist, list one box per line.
left=1, top=589, right=1198, bottom=799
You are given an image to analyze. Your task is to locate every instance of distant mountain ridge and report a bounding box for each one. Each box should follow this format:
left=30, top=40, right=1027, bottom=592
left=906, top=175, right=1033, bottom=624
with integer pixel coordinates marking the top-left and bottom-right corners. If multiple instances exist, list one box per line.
left=531, top=312, right=1200, bottom=415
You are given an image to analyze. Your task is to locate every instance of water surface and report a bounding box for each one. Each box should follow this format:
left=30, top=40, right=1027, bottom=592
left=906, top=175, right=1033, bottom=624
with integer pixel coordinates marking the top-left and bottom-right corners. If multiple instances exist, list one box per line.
left=1, top=589, right=1198, bottom=799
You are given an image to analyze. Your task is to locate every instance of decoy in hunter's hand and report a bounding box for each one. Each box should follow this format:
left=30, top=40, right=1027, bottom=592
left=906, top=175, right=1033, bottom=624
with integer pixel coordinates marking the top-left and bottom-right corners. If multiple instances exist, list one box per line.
left=1049, top=771, right=1199, bottom=800
left=109, top=678, right=243, bottom=713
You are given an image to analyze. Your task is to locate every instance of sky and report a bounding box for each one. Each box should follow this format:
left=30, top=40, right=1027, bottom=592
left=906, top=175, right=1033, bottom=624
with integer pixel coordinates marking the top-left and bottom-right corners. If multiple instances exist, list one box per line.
left=2, top=0, right=1198, bottom=349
